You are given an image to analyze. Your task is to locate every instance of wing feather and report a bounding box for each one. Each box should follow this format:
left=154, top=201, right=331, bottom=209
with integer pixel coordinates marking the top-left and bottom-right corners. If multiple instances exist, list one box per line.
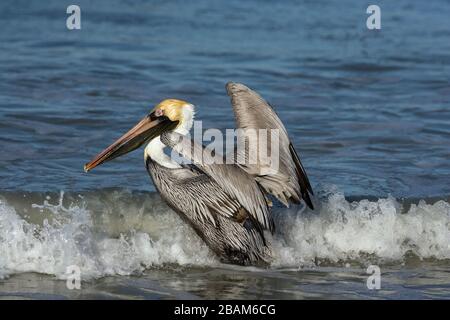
left=226, top=82, right=314, bottom=209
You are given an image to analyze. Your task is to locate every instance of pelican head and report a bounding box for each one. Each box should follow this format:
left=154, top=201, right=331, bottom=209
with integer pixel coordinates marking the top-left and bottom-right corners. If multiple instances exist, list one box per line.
left=84, top=99, right=194, bottom=172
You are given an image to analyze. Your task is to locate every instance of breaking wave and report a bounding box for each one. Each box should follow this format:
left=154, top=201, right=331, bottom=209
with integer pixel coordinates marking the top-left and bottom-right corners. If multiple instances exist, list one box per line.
left=0, top=187, right=449, bottom=279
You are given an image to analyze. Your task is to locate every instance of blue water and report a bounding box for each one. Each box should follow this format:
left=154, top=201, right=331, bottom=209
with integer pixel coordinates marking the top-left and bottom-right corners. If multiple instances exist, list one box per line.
left=1, top=0, right=449, bottom=197
left=0, top=0, right=449, bottom=299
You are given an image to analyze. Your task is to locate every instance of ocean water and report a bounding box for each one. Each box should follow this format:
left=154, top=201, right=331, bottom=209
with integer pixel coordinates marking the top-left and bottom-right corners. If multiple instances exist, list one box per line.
left=0, top=0, right=449, bottom=299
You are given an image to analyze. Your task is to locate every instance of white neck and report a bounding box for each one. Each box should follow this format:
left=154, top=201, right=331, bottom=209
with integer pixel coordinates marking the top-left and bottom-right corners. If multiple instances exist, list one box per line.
left=175, top=103, right=194, bottom=135
left=145, top=136, right=181, bottom=169
left=145, top=103, right=194, bottom=168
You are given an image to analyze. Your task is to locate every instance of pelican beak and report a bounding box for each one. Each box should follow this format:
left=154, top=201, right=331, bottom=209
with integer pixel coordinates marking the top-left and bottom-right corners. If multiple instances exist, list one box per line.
left=84, top=113, right=178, bottom=172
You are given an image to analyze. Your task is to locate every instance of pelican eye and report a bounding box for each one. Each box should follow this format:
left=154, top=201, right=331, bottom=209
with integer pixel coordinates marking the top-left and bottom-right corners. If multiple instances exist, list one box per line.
left=149, top=108, right=164, bottom=120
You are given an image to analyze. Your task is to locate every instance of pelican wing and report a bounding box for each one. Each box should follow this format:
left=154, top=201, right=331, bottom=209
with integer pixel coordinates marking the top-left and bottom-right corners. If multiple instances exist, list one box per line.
left=226, top=82, right=314, bottom=209
left=173, top=170, right=246, bottom=224
left=178, top=172, right=266, bottom=240
left=160, top=132, right=274, bottom=232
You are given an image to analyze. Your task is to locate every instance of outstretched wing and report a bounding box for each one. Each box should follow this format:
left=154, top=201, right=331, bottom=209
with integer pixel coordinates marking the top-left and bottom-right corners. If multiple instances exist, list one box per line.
left=160, top=131, right=274, bottom=232
left=226, top=82, right=314, bottom=209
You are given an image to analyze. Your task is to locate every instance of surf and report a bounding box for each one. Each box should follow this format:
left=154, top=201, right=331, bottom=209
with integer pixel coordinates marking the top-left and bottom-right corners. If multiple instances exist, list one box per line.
left=0, top=186, right=449, bottom=280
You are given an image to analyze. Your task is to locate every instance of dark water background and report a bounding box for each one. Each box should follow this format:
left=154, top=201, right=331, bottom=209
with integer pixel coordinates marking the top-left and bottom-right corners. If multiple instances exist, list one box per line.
left=1, top=0, right=449, bottom=197
left=0, top=0, right=449, bottom=299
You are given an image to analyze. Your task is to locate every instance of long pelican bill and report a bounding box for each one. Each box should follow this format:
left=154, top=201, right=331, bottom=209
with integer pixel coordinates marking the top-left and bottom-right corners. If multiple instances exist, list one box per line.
left=84, top=113, right=178, bottom=172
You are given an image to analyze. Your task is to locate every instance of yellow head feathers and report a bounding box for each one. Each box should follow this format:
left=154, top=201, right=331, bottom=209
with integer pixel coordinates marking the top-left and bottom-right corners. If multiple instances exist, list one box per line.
left=153, top=99, right=190, bottom=122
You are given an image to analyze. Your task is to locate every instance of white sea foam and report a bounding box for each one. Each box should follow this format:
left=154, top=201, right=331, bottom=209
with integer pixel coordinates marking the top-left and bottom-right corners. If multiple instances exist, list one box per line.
left=0, top=188, right=449, bottom=279
left=0, top=191, right=216, bottom=280
left=272, top=189, right=450, bottom=267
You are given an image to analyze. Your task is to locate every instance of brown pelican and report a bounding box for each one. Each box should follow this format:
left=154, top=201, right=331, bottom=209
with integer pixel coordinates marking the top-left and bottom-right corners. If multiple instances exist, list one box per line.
left=84, top=82, right=314, bottom=265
